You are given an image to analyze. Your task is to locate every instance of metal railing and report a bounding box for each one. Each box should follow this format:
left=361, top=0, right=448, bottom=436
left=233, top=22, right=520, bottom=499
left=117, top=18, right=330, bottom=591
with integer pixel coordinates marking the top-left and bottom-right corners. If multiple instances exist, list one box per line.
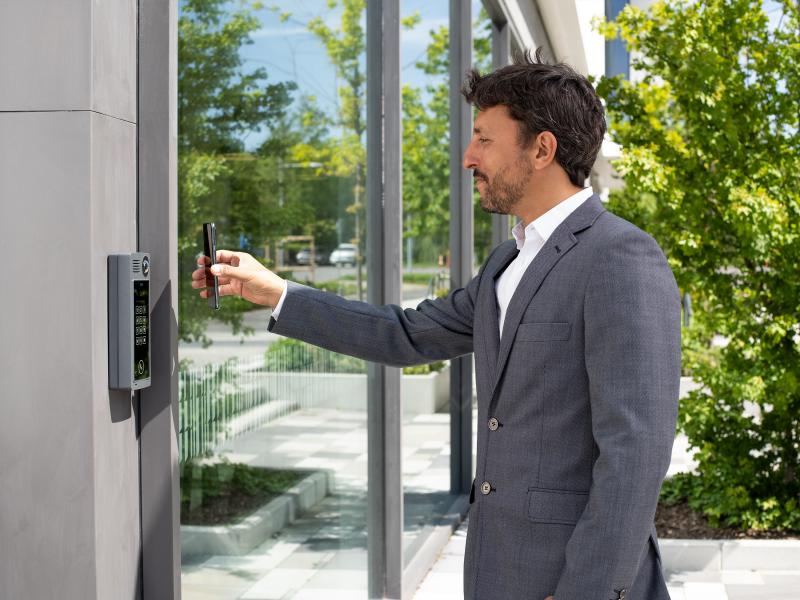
left=178, top=344, right=367, bottom=463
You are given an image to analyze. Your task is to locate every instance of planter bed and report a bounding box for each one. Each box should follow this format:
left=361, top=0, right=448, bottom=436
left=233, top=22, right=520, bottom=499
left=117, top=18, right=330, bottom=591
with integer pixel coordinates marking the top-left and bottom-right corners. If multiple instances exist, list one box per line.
left=181, top=470, right=332, bottom=559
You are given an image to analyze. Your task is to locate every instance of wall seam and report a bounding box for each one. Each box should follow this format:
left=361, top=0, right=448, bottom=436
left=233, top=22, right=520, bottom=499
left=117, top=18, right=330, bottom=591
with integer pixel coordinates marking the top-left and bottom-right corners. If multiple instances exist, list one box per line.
left=0, top=109, right=136, bottom=126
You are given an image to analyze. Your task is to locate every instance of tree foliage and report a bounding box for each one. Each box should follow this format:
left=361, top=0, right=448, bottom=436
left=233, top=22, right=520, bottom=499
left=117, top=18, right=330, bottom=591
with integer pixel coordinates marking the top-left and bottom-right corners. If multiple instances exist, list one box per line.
left=179, top=0, right=294, bottom=154
left=402, top=11, right=493, bottom=265
left=598, top=0, right=800, bottom=529
left=178, top=1, right=348, bottom=346
left=178, top=1, right=496, bottom=346
left=178, top=0, right=297, bottom=345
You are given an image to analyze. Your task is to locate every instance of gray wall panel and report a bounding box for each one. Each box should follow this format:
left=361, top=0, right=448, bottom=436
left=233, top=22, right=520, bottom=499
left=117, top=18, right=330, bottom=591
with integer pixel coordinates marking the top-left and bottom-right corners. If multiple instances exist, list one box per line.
left=0, top=0, right=136, bottom=122
left=0, top=95, right=140, bottom=600
left=0, top=1, right=91, bottom=111
left=89, top=112, right=140, bottom=600
left=0, top=111, right=97, bottom=600
left=92, top=0, right=137, bottom=123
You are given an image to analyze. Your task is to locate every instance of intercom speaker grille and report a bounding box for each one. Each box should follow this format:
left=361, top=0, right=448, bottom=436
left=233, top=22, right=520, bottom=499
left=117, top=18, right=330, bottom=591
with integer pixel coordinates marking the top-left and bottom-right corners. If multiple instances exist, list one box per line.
left=132, top=259, right=142, bottom=274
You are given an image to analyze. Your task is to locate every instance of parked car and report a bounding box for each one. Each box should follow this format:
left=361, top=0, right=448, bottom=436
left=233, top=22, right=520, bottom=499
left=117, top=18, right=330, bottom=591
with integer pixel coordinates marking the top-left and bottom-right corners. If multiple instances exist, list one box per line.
left=329, top=243, right=358, bottom=267
left=295, top=247, right=313, bottom=265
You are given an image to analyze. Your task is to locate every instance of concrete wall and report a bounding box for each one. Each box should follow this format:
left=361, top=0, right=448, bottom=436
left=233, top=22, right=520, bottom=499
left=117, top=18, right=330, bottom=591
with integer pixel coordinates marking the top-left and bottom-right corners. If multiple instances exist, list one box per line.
left=0, top=2, right=141, bottom=599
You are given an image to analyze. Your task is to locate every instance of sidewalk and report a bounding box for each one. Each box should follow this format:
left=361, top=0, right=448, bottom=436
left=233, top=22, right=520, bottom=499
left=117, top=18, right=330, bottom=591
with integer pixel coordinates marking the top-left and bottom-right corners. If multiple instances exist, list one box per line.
left=414, top=520, right=800, bottom=600
left=181, top=407, right=458, bottom=599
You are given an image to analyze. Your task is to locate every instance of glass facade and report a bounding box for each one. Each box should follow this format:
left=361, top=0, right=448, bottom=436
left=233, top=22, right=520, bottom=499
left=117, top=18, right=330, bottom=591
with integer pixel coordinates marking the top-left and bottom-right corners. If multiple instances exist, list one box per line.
left=178, top=1, right=370, bottom=596
left=176, top=1, right=509, bottom=597
left=398, top=0, right=493, bottom=568
left=399, top=0, right=454, bottom=566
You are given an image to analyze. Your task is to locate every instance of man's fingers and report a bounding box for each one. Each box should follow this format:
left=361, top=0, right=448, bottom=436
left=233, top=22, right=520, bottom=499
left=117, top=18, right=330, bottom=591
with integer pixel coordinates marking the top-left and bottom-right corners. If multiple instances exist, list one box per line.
left=210, top=263, right=249, bottom=281
left=217, top=283, right=240, bottom=297
left=216, top=249, right=241, bottom=265
left=197, top=250, right=241, bottom=268
left=199, top=284, right=238, bottom=298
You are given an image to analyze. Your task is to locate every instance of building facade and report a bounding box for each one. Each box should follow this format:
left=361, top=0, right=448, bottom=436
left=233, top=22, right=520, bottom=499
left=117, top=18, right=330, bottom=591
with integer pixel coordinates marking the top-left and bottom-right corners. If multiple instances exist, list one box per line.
left=0, top=1, right=618, bottom=598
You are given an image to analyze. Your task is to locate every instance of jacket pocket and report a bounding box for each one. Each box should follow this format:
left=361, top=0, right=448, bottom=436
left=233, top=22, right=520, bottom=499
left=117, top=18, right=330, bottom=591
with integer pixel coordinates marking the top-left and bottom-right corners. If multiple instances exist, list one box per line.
left=516, top=322, right=571, bottom=342
left=527, top=487, right=589, bottom=524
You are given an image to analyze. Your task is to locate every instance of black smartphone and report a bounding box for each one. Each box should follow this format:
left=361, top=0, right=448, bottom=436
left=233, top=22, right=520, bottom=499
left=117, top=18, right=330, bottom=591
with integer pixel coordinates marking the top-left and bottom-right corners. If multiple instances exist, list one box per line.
left=203, top=222, right=220, bottom=310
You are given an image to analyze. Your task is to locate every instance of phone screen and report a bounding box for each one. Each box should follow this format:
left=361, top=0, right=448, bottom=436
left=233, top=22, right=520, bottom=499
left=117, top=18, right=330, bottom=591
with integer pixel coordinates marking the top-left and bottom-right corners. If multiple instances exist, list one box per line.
left=203, top=222, right=220, bottom=310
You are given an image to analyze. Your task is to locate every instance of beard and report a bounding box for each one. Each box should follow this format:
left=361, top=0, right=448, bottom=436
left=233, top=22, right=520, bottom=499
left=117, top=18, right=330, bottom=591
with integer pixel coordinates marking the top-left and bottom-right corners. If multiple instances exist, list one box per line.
left=475, top=154, right=533, bottom=215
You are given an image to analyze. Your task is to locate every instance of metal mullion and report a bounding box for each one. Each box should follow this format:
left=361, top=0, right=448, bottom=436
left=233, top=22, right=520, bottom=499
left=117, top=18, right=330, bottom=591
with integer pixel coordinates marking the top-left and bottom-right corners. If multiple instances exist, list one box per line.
left=490, top=18, right=511, bottom=249
left=366, top=0, right=403, bottom=598
left=449, top=0, right=474, bottom=497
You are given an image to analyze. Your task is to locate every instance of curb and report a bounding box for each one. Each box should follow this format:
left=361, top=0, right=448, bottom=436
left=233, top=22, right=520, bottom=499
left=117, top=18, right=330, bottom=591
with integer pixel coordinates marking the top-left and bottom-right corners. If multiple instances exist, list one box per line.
left=180, top=470, right=332, bottom=559
left=660, top=539, right=800, bottom=572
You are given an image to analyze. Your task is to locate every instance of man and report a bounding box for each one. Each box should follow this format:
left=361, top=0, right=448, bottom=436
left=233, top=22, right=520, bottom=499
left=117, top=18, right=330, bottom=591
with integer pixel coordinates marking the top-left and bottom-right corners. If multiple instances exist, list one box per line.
left=191, top=50, right=680, bottom=600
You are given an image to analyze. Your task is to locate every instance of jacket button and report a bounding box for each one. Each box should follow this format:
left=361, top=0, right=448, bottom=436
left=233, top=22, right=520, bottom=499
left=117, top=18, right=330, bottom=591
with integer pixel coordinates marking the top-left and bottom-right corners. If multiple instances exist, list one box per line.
left=618, top=589, right=628, bottom=600
left=480, top=481, right=492, bottom=495
left=488, top=417, right=499, bottom=431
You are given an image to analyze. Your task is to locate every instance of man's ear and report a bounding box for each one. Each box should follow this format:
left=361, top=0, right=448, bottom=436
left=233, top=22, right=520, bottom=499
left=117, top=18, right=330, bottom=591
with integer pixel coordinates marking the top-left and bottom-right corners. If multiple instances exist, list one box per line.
left=533, top=131, right=558, bottom=169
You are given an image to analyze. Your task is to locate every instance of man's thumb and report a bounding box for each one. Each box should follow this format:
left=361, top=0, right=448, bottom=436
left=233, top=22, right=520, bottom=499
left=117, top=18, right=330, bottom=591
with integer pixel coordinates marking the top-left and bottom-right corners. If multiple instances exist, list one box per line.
left=211, top=264, right=240, bottom=278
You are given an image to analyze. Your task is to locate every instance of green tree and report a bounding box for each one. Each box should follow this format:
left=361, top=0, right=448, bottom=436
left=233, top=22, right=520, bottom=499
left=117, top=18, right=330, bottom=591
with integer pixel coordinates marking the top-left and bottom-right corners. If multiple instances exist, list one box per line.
left=178, top=0, right=295, bottom=344
left=402, top=11, right=493, bottom=267
left=288, top=4, right=493, bottom=281
left=288, top=0, right=369, bottom=299
left=597, top=0, right=800, bottom=529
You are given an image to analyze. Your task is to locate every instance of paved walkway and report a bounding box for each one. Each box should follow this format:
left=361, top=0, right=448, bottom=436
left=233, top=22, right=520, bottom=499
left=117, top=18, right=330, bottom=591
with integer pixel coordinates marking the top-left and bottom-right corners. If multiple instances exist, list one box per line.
left=181, top=407, right=460, bottom=599
left=414, top=521, right=800, bottom=600
left=180, top=370, right=796, bottom=599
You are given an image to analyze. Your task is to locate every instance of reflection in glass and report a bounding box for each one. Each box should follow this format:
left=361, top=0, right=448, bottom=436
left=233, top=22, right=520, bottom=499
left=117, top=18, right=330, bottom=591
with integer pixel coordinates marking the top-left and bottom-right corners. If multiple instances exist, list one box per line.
left=178, top=1, right=370, bottom=597
left=398, top=0, right=491, bottom=570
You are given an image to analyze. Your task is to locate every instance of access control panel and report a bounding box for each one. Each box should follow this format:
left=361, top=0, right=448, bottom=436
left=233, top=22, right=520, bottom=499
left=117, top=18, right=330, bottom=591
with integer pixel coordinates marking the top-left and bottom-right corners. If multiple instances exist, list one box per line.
left=109, top=253, right=152, bottom=390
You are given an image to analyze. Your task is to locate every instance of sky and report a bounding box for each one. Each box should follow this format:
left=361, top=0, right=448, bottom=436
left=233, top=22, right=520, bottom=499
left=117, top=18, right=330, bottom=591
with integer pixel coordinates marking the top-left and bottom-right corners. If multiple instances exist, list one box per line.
left=185, top=0, right=792, bottom=150
left=235, top=0, right=485, bottom=149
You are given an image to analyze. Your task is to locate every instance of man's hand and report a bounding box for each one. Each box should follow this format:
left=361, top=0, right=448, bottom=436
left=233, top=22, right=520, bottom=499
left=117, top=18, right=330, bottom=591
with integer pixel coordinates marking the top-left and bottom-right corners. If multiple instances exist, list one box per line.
left=191, top=250, right=286, bottom=308
left=545, top=597, right=553, bottom=599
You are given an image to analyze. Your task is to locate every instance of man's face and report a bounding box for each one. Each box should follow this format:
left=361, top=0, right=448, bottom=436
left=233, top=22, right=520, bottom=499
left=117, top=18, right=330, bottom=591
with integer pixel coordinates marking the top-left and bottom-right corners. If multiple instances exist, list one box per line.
left=462, top=105, right=534, bottom=215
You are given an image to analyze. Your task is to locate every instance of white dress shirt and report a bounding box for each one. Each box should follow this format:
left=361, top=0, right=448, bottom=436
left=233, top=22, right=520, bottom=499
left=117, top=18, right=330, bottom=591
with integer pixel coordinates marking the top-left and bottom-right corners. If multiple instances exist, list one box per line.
left=495, top=187, right=594, bottom=338
left=273, top=187, right=595, bottom=331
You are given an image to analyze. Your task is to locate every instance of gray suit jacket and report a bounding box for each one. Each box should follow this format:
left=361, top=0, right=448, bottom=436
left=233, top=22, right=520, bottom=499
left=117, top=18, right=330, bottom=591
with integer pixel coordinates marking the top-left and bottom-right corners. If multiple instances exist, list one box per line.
left=269, top=196, right=681, bottom=600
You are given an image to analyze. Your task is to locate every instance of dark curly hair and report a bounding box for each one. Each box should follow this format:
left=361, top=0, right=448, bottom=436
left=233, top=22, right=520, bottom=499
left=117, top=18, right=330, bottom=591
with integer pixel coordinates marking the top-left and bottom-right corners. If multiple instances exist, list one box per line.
left=461, top=48, right=606, bottom=187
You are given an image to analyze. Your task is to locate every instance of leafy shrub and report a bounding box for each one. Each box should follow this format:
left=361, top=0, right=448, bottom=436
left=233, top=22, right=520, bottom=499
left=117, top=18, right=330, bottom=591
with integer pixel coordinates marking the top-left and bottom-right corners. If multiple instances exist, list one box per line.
left=600, top=1, right=800, bottom=530
left=180, top=458, right=305, bottom=524
left=264, top=338, right=366, bottom=373
left=399, top=361, right=446, bottom=375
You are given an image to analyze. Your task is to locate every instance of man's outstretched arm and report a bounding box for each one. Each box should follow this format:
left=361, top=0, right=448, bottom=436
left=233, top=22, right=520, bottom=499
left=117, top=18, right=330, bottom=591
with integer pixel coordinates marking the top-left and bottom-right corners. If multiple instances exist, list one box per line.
left=191, top=249, right=488, bottom=367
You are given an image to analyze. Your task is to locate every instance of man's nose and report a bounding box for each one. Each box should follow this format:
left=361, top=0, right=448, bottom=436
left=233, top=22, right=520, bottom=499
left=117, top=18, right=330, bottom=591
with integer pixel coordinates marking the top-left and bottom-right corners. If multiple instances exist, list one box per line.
left=463, top=141, right=477, bottom=170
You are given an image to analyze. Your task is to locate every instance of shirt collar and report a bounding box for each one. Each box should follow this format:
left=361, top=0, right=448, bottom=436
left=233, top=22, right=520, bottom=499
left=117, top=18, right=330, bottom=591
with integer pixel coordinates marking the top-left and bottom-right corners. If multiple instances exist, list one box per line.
left=511, top=187, right=595, bottom=250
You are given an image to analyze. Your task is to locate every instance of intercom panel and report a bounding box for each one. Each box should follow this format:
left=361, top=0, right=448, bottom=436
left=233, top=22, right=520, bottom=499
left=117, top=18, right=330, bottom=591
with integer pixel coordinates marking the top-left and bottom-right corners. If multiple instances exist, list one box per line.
left=108, top=253, right=152, bottom=390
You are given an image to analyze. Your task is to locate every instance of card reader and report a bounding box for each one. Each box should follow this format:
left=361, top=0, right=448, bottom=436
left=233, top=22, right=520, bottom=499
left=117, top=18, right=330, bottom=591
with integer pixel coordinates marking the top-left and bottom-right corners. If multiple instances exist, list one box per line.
left=108, top=253, right=152, bottom=390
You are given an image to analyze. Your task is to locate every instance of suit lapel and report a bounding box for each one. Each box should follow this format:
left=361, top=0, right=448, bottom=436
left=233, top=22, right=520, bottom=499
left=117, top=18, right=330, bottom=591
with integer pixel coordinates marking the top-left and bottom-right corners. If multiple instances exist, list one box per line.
left=490, top=196, right=606, bottom=398
left=479, top=241, right=519, bottom=387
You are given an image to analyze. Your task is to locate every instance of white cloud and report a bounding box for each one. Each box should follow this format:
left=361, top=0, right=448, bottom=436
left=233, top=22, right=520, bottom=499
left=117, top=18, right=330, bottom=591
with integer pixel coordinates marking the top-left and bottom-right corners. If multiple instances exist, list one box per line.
left=251, top=26, right=312, bottom=39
